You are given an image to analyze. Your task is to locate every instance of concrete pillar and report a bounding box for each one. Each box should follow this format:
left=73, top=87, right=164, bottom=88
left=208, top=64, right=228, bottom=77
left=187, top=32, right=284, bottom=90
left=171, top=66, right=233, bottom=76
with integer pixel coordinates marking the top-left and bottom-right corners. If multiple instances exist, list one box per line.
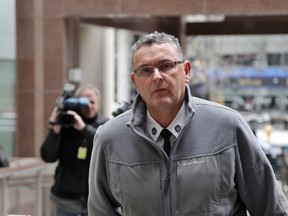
left=115, top=29, right=133, bottom=102
left=16, top=1, right=76, bottom=156
left=102, top=28, right=116, bottom=118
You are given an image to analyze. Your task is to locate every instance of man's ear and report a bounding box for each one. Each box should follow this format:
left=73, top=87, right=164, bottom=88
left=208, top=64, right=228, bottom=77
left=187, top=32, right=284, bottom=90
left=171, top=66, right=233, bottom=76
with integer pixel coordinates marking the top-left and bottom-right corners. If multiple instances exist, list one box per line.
left=131, top=73, right=135, bottom=83
left=131, top=73, right=138, bottom=89
left=184, top=61, right=191, bottom=84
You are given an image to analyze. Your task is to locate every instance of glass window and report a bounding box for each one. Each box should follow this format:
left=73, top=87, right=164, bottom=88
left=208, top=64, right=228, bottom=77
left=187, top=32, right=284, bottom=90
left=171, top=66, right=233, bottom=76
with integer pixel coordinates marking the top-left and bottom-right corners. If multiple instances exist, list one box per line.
left=267, top=53, right=281, bottom=66
left=0, top=60, right=16, bottom=157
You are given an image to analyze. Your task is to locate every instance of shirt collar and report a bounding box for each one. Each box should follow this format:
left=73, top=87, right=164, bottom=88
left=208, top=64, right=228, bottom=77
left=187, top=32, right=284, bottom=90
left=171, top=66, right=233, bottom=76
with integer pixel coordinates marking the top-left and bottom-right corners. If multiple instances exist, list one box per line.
left=146, top=102, right=186, bottom=142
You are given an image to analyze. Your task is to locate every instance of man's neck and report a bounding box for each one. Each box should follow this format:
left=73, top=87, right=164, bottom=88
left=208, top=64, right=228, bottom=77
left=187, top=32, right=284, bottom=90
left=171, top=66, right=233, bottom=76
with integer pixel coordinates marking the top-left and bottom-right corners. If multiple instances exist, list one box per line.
left=147, top=103, right=183, bottom=128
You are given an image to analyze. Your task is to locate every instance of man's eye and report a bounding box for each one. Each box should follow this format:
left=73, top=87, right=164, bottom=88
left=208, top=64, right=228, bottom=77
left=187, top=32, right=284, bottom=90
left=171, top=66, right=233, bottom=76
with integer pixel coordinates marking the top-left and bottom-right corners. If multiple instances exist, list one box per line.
left=159, top=62, right=174, bottom=72
left=141, top=67, right=153, bottom=74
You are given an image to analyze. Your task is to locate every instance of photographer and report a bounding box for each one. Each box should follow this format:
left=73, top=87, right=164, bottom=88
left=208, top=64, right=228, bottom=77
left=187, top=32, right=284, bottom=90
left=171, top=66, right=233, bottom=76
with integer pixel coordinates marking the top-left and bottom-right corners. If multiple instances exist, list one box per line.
left=40, top=84, right=109, bottom=216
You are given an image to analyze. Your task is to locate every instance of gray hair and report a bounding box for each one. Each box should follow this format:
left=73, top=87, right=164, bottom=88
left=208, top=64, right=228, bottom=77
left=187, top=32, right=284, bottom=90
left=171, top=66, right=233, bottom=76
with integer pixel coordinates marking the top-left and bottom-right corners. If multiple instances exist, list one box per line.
left=75, top=84, right=101, bottom=101
left=131, top=31, right=184, bottom=65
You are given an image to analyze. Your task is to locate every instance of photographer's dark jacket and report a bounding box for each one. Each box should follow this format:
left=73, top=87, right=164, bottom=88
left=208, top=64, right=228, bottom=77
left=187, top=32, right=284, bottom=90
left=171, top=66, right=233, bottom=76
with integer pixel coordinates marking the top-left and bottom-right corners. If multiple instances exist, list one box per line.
left=40, top=115, right=109, bottom=208
left=88, top=85, right=288, bottom=216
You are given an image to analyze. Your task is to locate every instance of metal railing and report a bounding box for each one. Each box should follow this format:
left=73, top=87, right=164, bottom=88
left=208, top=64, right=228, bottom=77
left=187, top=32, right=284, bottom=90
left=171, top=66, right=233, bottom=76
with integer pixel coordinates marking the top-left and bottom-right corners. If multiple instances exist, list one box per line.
left=0, top=157, right=56, bottom=216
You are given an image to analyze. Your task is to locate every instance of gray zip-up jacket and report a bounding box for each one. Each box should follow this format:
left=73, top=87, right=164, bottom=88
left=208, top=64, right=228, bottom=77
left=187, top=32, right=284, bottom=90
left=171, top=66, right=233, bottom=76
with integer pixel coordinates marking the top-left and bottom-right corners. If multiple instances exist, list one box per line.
left=88, top=87, right=288, bottom=216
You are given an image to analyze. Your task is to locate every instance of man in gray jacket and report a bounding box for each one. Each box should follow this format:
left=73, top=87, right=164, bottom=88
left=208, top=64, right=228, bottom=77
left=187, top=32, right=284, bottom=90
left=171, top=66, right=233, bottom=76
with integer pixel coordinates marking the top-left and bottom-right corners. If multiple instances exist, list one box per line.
left=88, top=31, right=288, bottom=215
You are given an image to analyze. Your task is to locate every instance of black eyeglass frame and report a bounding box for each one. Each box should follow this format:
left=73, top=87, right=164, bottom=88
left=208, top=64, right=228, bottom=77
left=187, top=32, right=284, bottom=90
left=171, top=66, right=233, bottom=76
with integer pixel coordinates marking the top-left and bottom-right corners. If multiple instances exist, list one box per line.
left=133, top=60, right=184, bottom=77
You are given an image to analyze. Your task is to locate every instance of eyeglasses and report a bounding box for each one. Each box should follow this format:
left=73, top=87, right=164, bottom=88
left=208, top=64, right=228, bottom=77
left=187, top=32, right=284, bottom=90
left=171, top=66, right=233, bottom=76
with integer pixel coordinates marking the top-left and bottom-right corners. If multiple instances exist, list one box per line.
left=133, top=61, right=184, bottom=78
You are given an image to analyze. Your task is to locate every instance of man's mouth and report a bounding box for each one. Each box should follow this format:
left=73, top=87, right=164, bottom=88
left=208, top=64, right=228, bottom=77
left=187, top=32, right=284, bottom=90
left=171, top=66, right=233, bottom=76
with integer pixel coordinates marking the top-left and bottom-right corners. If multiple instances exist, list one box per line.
left=153, top=88, right=166, bottom=93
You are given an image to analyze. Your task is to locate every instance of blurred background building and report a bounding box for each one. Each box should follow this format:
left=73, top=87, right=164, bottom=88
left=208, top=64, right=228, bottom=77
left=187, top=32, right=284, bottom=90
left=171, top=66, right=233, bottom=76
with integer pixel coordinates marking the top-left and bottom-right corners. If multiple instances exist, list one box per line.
left=0, top=0, right=287, bottom=158
left=0, top=0, right=16, bottom=157
left=1, top=0, right=288, bottom=215
left=0, top=0, right=288, bottom=159
left=187, top=35, right=288, bottom=112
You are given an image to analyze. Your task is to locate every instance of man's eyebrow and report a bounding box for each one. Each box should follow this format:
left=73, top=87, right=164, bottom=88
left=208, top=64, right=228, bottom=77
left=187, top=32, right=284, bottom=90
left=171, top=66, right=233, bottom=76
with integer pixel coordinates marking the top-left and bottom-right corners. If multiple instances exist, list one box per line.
left=137, top=63, right=151, bottom=68
left=136, top=59, right=174, bottom=68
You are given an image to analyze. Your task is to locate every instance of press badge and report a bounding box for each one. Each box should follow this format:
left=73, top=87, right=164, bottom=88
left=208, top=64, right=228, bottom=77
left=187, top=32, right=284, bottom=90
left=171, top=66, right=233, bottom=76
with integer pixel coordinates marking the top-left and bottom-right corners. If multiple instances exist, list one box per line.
left=77, top=146, right=87, bottom=159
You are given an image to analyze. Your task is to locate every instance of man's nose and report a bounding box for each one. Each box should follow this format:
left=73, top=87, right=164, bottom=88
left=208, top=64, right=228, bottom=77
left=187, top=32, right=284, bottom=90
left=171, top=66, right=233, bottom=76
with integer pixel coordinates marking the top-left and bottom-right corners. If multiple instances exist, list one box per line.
left=152, top=67, right=163, bottom=80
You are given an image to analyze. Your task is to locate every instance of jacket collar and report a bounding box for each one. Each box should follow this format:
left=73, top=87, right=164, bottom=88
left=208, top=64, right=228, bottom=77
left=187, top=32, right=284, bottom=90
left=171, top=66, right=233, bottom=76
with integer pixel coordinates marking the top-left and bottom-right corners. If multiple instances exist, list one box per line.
left=128, top=85, right=195, bottom=135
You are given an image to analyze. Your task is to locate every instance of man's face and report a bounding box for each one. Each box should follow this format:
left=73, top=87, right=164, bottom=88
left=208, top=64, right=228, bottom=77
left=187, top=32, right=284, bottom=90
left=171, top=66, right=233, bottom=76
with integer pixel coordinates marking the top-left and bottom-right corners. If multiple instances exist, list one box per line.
left=78, top=89, right=99, bottom=119
left=131, top=43, right=191, bottom=112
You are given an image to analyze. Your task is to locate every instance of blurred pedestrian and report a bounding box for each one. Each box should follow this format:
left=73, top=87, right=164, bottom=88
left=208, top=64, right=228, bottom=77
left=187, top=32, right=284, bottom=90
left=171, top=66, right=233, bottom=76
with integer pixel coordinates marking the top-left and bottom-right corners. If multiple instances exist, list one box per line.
left=41, top=84, right=109, bottom=216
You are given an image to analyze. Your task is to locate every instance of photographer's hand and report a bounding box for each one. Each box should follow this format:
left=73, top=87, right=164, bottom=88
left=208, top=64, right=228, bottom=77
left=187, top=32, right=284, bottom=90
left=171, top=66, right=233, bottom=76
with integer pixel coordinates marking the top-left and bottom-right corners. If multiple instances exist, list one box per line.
left=49, top=107, right=61, bottom=134
left=66, top=110, right=85, bottom=131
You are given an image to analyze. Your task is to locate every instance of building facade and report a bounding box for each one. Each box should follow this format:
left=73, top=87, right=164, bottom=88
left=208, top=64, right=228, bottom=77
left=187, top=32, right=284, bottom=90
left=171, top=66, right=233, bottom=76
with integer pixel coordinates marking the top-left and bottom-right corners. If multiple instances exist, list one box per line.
left=13, top=0, right=288, bottom=157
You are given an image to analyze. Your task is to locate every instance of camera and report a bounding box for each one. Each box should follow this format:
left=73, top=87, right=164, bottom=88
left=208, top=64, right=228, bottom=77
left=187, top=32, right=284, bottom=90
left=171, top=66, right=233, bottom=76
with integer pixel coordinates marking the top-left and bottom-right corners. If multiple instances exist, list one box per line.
left=112, top=99, right=133, bottom=117
left=55, top=83, right=89, bottom=127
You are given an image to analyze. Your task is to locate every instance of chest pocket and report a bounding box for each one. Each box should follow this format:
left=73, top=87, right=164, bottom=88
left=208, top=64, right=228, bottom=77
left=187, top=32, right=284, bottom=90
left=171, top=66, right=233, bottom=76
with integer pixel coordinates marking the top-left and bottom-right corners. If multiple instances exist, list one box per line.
left=109, top=161, right=164, bottom=216
left=177, top=155, right=221, bottom=215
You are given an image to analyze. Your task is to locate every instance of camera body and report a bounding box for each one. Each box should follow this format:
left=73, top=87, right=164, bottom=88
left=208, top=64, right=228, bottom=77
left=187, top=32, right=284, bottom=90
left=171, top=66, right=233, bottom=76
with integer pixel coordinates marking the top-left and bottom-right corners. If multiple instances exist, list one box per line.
left=55, top=83, right=89, bottom=127
left=112, top=100, right=133, bottom=117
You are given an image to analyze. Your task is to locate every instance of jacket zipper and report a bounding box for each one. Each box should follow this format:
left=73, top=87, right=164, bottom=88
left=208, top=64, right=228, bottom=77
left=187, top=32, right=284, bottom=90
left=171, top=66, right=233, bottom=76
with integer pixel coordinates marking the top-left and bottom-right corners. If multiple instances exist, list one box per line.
left=128, top=123, right=174, bottom=215
left=165, top=158, right=173, bottom=216
left=164, top=169, right=170, bottom=193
